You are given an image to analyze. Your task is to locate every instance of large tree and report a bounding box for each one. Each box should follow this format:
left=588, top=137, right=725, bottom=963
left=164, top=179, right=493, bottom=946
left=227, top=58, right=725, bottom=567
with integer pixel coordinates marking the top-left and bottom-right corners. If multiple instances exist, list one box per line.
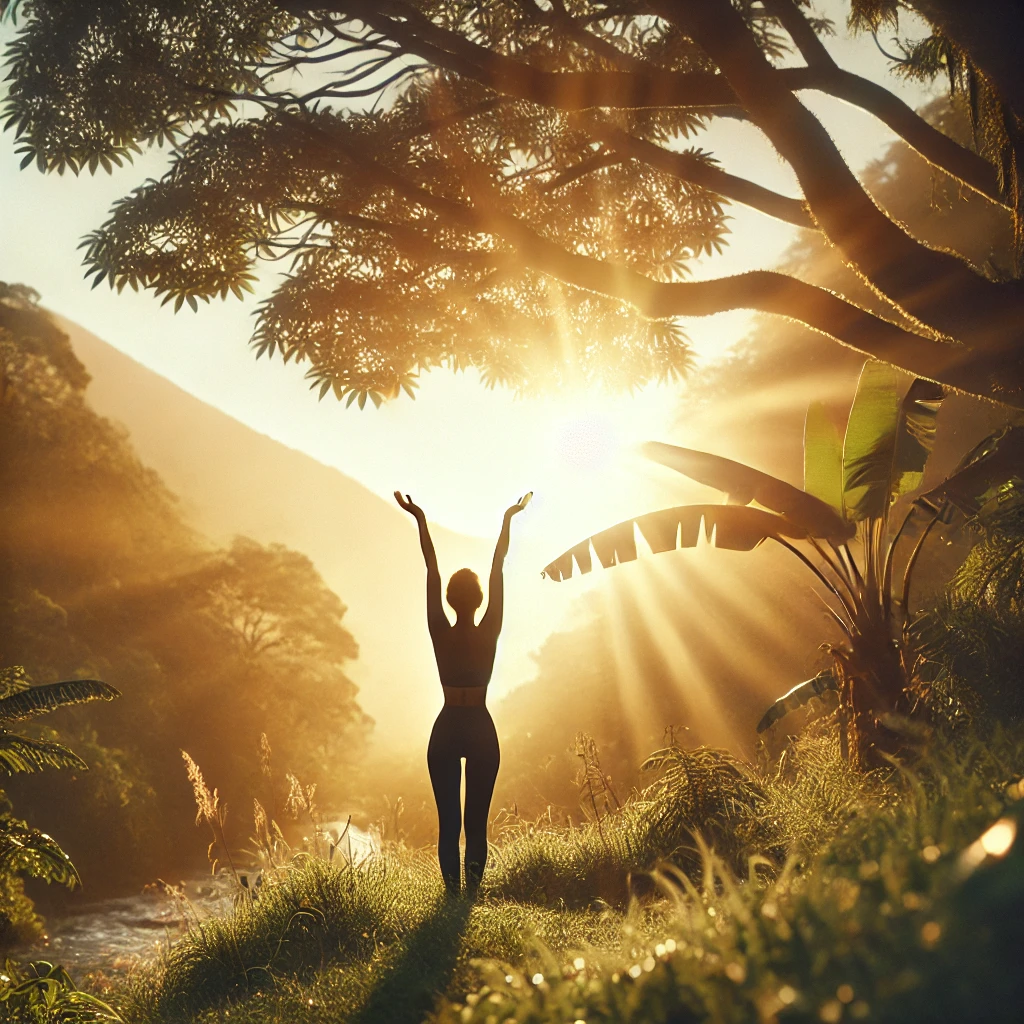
left=3, top=1, right=1023, bottom=404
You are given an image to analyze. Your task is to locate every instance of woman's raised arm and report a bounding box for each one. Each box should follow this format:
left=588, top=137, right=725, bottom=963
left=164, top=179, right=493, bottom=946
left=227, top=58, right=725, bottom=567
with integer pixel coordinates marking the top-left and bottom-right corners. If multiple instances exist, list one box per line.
left=395, top=492, right=448, bottom=636
left=481, top=493, right=531, bottom=638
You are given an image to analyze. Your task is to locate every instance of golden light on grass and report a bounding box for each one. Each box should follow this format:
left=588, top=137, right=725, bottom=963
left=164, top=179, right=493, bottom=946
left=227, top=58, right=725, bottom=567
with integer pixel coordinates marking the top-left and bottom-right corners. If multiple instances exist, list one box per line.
left=979, top=817, right=1016, bottom=856
left=958, top=815, right=1017, bottom=875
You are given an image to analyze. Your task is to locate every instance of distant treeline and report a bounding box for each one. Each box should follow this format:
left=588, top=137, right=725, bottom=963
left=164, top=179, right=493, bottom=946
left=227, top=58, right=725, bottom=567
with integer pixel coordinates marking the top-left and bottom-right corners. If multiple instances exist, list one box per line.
left=0, top=283, right=371, bottom=897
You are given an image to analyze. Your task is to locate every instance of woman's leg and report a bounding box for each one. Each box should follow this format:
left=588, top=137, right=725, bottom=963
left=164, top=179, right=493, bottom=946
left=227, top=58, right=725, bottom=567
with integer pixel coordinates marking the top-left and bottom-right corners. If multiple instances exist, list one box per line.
left=427, top=715, right=463, bottom=894
left=463, top=712, right=500, bottom=892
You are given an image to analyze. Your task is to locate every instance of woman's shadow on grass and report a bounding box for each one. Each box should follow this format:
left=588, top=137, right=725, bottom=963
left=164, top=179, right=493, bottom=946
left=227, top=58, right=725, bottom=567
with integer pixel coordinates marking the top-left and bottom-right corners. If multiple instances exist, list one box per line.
left=351, top=895, right=473, bottom=1024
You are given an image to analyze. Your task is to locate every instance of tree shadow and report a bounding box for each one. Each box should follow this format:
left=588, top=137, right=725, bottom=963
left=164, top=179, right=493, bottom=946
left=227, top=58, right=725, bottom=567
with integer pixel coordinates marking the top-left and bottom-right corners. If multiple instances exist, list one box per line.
left=350, top=895, right=473, bottom=1024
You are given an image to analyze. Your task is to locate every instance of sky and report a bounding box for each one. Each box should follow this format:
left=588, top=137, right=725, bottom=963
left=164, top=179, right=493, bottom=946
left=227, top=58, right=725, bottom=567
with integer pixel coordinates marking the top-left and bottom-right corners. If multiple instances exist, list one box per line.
left=0, top=3, right=940, bottom=695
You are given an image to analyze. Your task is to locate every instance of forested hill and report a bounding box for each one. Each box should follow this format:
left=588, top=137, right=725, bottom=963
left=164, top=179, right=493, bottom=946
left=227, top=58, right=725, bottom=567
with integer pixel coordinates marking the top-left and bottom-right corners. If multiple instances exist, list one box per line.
left=58, top=316, right=492, bottom=739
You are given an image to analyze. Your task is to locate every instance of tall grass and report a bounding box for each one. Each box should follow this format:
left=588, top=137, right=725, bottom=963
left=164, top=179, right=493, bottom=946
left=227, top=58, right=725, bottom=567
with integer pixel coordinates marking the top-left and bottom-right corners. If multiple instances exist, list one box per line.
left=112, top=720, right=1024, bottom=1024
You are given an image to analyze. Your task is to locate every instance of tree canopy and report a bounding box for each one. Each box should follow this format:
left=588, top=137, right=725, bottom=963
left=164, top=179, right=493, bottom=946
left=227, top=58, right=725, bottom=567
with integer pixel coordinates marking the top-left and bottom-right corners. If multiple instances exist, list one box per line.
left=3, top=1, right=1023, bottom=405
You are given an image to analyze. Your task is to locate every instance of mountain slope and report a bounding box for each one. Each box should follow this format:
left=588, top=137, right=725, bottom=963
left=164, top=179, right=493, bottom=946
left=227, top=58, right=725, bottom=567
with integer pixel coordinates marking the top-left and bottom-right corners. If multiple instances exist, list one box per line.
left=59, top=316, right=493, bottom=742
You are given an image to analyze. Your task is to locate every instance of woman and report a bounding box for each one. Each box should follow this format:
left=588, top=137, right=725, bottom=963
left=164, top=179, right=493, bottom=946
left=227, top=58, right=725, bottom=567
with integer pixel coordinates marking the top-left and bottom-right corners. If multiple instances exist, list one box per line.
left=394, top=490, right=529, bottom=895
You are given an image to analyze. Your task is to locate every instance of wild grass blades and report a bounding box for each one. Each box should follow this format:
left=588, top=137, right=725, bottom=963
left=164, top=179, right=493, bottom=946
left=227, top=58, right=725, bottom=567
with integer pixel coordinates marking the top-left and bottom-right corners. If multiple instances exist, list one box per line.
left=181, top=750, right=240, bottom=887
left=118, top=723, right=1024, bottom=1024
left=443, top=725, right=1024, bottom=1024
left=573, top=732, right=621, bottom=824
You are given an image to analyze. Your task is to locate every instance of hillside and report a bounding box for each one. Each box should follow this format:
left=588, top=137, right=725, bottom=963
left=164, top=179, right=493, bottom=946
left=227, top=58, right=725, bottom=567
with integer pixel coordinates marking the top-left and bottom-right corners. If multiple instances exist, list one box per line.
left=59, top=316, right=495, bottom=743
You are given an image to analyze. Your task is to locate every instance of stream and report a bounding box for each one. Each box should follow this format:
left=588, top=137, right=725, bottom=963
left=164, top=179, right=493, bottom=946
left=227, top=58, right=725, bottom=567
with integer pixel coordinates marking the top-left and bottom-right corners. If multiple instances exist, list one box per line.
left=16, top=820, right=375, bottom=982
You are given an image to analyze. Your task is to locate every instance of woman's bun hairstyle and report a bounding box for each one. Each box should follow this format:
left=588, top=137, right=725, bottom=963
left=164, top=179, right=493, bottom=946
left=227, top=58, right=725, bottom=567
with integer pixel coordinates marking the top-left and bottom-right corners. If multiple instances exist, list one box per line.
left=447, top=568, right=483, bottom=613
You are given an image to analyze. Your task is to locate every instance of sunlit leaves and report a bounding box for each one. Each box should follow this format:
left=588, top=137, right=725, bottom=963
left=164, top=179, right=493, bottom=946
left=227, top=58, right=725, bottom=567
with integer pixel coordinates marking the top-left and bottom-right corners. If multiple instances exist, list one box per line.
left=0, top=819, right=81, bottom=889
left=4, top=1, right=750, bottom=401
left=842, top=364, right=944, bottom=521
left=842, top=361, right=903, bottom=521
left=804, top=402, right=845, bottom=516
left=642, top=440, right=851, bottom=540
left=0, top=734, right=88, bottom=776
left=0, top=679, right=120, bottom=724
left=2, top=0, right=291, bottom=173
left=542, top=504, right=808, bottom=581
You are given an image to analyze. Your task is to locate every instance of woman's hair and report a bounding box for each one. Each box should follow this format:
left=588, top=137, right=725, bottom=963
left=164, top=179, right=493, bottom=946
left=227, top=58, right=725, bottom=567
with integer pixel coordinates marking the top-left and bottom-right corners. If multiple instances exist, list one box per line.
left=447, top=568, right=483, bottom=613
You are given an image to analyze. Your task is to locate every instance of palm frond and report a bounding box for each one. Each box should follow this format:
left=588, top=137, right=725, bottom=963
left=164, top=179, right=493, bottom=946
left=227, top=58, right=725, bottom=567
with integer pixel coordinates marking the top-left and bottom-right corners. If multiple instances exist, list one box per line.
left=542, top=504, right=807, bottom=581
left=642, top=441, right=852, bottom=540
left=0, top=679, right=120, bottom=723
left=0, top=733, right=89, bottom=775
left=756, top=669, right=838, bottom=734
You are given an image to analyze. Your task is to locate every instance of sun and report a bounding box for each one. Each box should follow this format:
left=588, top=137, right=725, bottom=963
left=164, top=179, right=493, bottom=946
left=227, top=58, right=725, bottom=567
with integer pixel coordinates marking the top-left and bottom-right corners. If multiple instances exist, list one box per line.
left=554, top=412, right=620, bottom=471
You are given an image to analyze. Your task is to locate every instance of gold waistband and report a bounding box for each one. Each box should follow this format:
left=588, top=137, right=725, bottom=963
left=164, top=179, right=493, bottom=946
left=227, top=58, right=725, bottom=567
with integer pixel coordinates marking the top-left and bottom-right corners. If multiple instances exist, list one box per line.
left=443, top=685, right=487, bottom=707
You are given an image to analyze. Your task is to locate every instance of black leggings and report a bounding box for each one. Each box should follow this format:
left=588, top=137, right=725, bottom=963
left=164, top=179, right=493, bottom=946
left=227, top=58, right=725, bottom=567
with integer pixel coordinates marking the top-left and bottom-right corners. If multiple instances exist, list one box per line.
left=427, top=705, right=500, bottom=892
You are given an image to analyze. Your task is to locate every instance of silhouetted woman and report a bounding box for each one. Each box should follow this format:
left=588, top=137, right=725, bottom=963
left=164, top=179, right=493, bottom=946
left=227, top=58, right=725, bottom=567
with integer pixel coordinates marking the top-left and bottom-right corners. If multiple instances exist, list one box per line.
left=395, top=491, right=529, bottom=895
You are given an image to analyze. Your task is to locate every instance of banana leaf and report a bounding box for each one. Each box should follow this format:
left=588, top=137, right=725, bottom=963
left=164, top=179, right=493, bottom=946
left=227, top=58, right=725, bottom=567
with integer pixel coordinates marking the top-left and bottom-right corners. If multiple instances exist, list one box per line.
left=843, top=364, right=944, bottom=520
left=919, top=425, right=1024, bottom=517
left=0, top=734, right=89, bottom=775
left=542, top=504, right=807, bottom=582
left=756, top=669, right=838, bottom=733
left=804, top=402, right=844, bottom=515
left=642, top=441, right=852, bottom=541
left=893, top=378, right=944, bottom=498
left=0, top=679, right=120, bottom=724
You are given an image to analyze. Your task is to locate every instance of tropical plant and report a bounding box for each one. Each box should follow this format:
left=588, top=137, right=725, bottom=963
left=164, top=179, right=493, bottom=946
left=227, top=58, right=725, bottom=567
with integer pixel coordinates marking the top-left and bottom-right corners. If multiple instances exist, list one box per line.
left=542, top=362, right=1024, bottom=765
left=0, top=666, right=119, bottom=939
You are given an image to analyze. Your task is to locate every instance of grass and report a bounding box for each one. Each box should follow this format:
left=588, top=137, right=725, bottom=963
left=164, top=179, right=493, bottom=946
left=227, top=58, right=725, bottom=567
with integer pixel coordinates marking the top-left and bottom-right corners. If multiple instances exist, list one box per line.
left=102, top=718, right=1024, bottom=1024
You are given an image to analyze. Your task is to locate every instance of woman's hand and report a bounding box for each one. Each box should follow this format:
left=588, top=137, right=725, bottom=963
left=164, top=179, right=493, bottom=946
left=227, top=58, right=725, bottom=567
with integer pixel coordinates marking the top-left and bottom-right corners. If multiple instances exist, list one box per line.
left=394, top=491, right=426, bottom=520
left=504, top=491, right=533, bottom=520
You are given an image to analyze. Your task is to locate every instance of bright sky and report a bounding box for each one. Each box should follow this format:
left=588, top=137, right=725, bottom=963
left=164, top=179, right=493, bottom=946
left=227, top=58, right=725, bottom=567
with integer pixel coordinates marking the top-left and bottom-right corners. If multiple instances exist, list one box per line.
left=0, top=3, right=937, bottom=558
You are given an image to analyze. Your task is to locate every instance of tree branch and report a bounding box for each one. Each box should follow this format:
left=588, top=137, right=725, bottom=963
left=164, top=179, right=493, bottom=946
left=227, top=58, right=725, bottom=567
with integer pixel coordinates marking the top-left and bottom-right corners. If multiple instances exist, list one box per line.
left=342, top=6, right=1004, bottom=210
left=593, top=125, right=813, bottom=228
left=657, top=0, right=1024, bottom=350
left=287, top=115, right=1017, bottom=404
left=763, top=0, right=835, bottom=68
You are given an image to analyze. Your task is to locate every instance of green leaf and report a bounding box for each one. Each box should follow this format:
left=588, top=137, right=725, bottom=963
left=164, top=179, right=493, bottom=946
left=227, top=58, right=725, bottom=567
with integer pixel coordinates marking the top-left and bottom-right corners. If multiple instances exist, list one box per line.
left=893, top=378, right=944, bottom=499
left=920, top=425, right=1024, bottom=517
left=843, top=365, right=944, bottom=521
left=643, top=441, right=852, bottom=541
left=0, top=679, right=120, bottom=724
left=842, top=361, right=901, bottom=521
left=542, top=504, right=807, bottom=581
left=803, top=402, right=843, bottom=516
left=756, top=669, right=838, bottom=733
left=0, top=819, right=80, bottom=889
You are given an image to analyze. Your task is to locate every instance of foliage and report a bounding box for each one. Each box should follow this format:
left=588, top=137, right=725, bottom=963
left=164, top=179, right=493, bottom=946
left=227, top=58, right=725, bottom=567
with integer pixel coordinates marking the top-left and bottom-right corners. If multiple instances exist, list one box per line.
left=0, top=959, right=121, bottom=1023
left=107, top=718, right=1024, bottom=1024
left=542, top=363, right=1024, bottom=764
left=0, top=285, right=371, bottom=889
left=917, top=485, right=1024, bottom=721
left=848, top=0, right=1024, bottom=264
left=0, top=664, right=121, bottom=947
left=3, top=2, right=1023, bottom=403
